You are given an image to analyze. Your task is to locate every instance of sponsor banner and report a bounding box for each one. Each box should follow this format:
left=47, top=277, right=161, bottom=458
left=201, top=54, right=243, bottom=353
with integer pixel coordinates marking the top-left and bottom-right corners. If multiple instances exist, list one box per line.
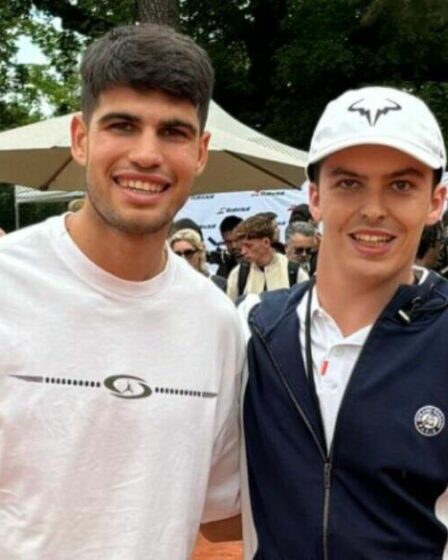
left=178, top=189, right=308, bottom=250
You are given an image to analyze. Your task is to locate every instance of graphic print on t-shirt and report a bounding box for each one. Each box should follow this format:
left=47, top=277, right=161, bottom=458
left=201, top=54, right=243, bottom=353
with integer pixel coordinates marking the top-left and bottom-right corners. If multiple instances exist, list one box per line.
left=9, top=373, right=218, bottom=400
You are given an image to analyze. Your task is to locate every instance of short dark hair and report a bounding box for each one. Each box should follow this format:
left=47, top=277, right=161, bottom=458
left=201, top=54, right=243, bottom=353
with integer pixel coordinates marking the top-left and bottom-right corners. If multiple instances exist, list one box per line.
left=258, top=211, right=277, bottom=221
left=289, top=203, right=312, bottom=224
left=417, top=222, right=444, bottom=259
left=80, top=24, right=214, bottom=130
left=285, top=221, right=316, bottom=242
left=219, top=215, right=242, bottom=235
left=442, top=209, right=448, bottom=228
left=307, top=162, right=321, bottom=184
left=170, top=218, right=203, bottom=240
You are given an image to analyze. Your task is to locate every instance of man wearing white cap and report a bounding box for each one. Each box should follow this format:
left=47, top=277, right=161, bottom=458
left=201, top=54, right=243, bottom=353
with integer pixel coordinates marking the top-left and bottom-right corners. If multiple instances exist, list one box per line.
left=239, top=86, right=448, bottom=559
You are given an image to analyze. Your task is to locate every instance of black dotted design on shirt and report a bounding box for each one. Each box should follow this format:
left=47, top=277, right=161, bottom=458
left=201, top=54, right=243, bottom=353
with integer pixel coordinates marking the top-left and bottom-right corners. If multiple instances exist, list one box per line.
left=41, top=378, right=214, bottom=398
left=154, top=387, right=215, bottom=398
left=45, top=377, right=101, bottom=388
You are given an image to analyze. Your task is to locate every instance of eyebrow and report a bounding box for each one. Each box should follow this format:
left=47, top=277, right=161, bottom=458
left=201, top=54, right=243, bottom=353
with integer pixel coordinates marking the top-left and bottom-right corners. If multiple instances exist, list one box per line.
left=97, top=112, right=140, bottom=126
left=328, top=166, right=426, bottom=180
left=328, top=167, right=366, bottom=179
left=97, top=113, right=199, bottom=136
left=385, top=167, right=426, bottom=179
left=162, top=118, right=199, bottom=136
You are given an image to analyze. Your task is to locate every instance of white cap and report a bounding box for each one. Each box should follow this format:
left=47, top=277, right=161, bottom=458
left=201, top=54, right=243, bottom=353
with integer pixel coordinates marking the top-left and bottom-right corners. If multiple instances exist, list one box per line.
left=307, top=86, right=446, bottom=179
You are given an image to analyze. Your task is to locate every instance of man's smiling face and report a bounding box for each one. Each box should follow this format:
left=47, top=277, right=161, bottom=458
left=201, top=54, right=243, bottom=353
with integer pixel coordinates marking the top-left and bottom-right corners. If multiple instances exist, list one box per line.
left=309, top=144, right=445, bottom=287
left=71, top=86, right=209, bottom=237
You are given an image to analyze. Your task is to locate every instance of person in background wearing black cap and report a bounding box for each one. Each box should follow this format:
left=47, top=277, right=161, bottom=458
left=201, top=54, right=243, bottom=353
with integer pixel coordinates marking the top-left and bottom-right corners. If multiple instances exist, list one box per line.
left=238, top=86, right=448, bottom=559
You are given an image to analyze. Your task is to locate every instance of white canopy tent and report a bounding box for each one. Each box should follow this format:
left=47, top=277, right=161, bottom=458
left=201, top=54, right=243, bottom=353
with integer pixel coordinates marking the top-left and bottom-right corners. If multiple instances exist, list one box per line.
left=0, top=101, right=308, bottom=193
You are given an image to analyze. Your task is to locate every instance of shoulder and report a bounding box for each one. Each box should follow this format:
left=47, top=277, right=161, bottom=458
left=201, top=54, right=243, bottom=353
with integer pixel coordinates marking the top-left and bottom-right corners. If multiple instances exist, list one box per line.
left=211, top=274, right=227, bottom=291
left=173, top=255, right=238, bottom=314
left=271, top=252, right=289, bottom=270
left=227, top=263, right=241, bottom=286
left=237, top=293, right=262, bottom=321
left=228, top=263, right=241, bottom=277
left=0, top=218, right=53, bottom=259
left=276, top=252, right=288, bottom=264
left=240, top=282, right=309, bottom=330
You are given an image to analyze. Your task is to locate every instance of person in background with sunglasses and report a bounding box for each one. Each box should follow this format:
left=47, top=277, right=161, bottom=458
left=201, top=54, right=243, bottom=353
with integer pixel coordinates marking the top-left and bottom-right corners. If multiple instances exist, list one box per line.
left=285, top=220, right=319, bottom=274
left=170, top=228, right=227, bottom=291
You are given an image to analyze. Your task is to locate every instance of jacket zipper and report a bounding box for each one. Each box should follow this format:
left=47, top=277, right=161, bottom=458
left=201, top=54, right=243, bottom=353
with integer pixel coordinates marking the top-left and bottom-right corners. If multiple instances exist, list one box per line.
left=321, top=317, right=385, bottom=560
left=250, top=314, right=385, bottom=560
left=322, top=461, right=332, bottom=560
left=250, top=322, right=330, bottom=560
left=250, top=323, right=326, bottom=461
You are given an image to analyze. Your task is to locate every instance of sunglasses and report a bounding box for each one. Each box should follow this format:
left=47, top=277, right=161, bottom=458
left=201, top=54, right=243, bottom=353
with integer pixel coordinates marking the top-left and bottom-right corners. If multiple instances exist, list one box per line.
left=293, top=247, right=314, bottom=257
left=174, top=249, right=198, bottom=259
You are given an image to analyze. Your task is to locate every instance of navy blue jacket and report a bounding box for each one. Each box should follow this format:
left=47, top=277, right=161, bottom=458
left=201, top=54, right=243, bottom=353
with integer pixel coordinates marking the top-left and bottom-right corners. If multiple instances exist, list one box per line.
left=243, top=272, right=448, bottom=560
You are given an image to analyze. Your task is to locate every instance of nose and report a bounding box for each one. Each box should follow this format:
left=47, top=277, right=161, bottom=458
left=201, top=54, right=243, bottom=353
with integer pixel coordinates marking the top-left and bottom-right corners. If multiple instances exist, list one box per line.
left=360, top=190, right=387, bottom=223
left=128, top=130, right=164, bottom=169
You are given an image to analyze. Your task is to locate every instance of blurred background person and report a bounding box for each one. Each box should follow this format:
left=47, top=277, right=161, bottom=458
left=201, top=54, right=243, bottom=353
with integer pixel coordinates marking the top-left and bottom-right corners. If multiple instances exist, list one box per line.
left=170, top=228, right=227, bottom=292
left=416, top=221, right=448, bottom=278
left=288, top=203, right=313, bottom=225
left=170, top=217, right=204, bottom=240
left=285, top=221, right=319, bottom=275
left=258, top=211, right=285, bottom=254
left=227, top=213, right=307, bottom=301
left=213, top=215, right=243, bottom=278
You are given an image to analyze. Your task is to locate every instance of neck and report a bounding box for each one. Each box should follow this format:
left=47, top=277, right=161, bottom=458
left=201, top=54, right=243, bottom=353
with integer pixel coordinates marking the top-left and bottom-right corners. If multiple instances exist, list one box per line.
left=66, top=208, right=168, bottom=282
left=315, top=251, right=414, bottom=337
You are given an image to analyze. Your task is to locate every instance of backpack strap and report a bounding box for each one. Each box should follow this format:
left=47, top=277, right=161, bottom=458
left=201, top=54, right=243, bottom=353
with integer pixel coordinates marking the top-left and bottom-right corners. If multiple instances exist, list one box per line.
left=287, top=260, right=301, bottom=287
left=237, top=260, right=251, bottom=297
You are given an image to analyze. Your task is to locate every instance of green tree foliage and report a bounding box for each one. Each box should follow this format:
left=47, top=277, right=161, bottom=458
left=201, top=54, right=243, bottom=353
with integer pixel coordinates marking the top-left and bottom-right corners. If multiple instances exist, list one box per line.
left=2, top=0, right=448, bottom=150
left=183, top=0, right=448, bottom=150
left=270, top=0, right=448, bottom=148
left=18, top=199, right=68, bottom=228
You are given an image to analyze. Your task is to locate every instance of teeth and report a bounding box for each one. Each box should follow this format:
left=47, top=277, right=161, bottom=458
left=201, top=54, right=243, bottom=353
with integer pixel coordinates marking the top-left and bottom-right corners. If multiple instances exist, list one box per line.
left=117, top=178, right=166, bottom=193
left=353, top=234, right=392, bottom=244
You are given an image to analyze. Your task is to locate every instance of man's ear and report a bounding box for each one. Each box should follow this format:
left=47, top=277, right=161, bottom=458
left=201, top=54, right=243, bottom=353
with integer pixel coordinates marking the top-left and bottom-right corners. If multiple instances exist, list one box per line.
left=309, top=181, right=321, bottom=223
left=426, top=184, right=447, bottom=226
left=70, top=113, right=88, bottom=167
left=195, top=131, right=211, bottom=176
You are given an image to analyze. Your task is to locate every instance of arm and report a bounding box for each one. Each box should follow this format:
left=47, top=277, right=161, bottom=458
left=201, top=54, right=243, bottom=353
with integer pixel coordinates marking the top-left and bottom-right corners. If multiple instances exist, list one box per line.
left=200, top=514, right=242, bottom=542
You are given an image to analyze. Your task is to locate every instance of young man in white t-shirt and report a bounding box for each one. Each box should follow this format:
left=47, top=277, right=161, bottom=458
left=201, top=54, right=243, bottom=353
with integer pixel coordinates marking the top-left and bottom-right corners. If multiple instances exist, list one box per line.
left=239, top=87, right=448, bottom=559
left=0, top=24, right=244, bottom=560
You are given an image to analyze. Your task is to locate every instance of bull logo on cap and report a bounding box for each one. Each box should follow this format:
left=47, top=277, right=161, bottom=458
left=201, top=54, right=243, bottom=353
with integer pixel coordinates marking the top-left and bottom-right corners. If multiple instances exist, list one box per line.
left=348, top=98, right=401, bottom=126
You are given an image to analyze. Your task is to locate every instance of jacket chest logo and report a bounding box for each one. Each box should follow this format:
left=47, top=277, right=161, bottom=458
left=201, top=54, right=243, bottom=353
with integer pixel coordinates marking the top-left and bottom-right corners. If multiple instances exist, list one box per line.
left=414, top=405, right=445, bottom=437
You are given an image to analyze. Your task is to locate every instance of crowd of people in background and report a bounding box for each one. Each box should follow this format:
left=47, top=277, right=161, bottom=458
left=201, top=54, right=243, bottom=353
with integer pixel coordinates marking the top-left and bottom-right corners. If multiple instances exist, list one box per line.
left=165, top=204, right=318, bottom=301
left=3, top=199, right=448, bottom=293
left=2, top=21, right=448, bottom=560
left=160, top=202, right=448, bottom=302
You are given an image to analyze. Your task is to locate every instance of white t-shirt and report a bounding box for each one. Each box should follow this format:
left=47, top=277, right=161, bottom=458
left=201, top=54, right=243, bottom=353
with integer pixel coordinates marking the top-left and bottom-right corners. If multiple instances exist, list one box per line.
left=0, top=215, right=245, bottom=560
